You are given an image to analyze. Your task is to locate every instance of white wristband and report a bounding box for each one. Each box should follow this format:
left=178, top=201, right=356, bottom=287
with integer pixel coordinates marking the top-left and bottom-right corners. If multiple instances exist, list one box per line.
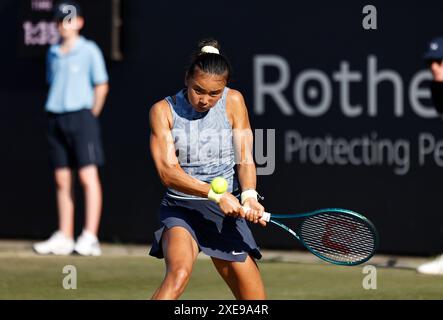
left=241, top=189, right=258, bottom=205
left=208, top=189, right=223, bottom=203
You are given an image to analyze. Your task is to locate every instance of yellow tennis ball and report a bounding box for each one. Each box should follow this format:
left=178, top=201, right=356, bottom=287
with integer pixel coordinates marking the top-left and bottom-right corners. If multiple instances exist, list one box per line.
left=211, top=177, right=228, bottom=194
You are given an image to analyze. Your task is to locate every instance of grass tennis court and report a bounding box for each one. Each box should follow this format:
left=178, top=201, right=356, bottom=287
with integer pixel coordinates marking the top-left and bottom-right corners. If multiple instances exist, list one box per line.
left=1, top=254, right=442, bottom=299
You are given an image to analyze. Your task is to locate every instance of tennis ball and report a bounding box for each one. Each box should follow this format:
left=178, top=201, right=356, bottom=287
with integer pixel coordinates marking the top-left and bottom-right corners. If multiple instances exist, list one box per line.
left=211, top=177, right=228, bottom=194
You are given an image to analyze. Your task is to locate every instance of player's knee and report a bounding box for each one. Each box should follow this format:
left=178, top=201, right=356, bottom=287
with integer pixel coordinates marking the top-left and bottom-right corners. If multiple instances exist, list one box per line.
left=169, top=267, right=191, bottom=293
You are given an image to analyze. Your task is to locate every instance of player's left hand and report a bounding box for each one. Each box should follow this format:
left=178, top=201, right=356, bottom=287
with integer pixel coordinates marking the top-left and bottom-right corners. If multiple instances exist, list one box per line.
left=243, top=198, right=267, bottom=227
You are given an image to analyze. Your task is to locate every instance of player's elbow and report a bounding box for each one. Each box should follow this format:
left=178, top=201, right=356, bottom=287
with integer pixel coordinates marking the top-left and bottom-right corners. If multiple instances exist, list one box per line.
left=159, top=172, right=171, bottom=188
left=157, top=166, right=176, bottom=188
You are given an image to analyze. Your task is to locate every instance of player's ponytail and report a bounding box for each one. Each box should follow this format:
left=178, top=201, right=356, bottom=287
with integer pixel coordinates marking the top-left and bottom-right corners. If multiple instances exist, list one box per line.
left=186, top=39, right=232, bottom=82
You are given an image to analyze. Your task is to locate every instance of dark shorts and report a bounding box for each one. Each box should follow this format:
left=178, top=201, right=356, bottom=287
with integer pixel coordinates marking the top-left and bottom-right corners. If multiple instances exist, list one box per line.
left=46, top=109, right=105, bottom=169
left=149, top=192, right=262, bottom=262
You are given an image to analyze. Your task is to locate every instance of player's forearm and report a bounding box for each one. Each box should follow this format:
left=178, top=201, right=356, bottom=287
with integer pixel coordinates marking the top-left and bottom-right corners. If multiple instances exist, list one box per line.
left=91, top=83, right=109, bottom=116
left=159, top=165, right=211, bottom=198
left=237, top=163, right=257, bottom=191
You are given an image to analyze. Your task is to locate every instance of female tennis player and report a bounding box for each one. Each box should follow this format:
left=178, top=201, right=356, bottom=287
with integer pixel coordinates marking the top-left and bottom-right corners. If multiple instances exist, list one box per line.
left=149, top=39, right=267, bottom=300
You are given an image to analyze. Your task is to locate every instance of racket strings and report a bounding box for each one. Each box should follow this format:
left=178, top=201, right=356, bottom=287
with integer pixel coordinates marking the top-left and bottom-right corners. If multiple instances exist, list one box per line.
left=301, top=223, right=375, bottom=245
left=299, top=213, right=376, bottom=264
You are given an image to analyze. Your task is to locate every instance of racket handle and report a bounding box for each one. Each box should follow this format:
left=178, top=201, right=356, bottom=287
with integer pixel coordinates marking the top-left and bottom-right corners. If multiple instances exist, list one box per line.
left=242, top=207, right=271, bottom=222
left=261, top=212, right=271, bottom=222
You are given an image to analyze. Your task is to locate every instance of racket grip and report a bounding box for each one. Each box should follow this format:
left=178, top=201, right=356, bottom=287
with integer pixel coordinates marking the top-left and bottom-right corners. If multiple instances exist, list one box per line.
left=242, top=207, right=271, bottom=222
left=261, top=212, right=271, bottom=222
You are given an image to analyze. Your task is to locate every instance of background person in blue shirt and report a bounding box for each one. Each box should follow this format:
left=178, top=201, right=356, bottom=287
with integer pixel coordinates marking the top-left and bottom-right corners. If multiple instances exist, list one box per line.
left=33, top=1, right=109, bottom=256
left=417, top=36, right=443, bottom=275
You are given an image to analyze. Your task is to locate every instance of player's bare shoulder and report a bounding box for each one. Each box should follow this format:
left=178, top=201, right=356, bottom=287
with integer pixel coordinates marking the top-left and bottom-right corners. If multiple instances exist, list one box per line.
left=226, top=89, right=248, bottom=124
left=227, top=89, right=246, bottom=108
left=149, top=99, right=173, bottom=130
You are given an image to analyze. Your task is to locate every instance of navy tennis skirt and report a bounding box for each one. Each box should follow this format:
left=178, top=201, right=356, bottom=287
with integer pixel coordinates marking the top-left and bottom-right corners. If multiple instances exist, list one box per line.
left=149, top=192, right=262, bottom=262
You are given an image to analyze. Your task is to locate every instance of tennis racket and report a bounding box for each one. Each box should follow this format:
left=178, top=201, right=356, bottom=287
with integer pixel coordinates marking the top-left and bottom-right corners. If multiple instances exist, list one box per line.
left=245, top=207, right=378, bottom=266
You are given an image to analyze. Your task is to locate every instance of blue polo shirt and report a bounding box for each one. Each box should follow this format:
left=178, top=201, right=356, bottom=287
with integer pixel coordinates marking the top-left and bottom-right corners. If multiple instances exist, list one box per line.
left=45, top=36, right=108, bottom=114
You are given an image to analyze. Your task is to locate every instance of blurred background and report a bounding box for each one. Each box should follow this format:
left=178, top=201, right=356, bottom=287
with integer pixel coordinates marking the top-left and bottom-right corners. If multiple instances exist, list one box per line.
left=1, top=0, right=443, bottom=256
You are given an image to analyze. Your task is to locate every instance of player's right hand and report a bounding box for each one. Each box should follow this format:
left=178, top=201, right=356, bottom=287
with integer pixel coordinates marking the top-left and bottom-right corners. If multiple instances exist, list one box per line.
left=218, top=193, right=245, bottom=218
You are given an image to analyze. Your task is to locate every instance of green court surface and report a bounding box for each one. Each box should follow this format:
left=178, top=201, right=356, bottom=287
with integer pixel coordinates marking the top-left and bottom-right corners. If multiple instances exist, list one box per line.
left=1, top=256, right=442, bottom=300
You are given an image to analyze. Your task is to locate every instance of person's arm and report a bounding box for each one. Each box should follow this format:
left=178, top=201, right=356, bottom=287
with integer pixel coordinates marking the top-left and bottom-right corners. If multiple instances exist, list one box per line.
left=89, top=42, right=109, bottom=117
left=228, top=90, right=266, bottom=226
left=149, top=100, right=212, bottom=197
left=229, top=90, right=256, bottom=190
left=91, top=83, right=109, bottom=116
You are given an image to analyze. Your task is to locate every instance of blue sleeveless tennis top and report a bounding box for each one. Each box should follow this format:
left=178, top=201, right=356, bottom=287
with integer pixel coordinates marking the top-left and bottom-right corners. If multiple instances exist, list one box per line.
left=165, top=87, right=238, bottom=198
